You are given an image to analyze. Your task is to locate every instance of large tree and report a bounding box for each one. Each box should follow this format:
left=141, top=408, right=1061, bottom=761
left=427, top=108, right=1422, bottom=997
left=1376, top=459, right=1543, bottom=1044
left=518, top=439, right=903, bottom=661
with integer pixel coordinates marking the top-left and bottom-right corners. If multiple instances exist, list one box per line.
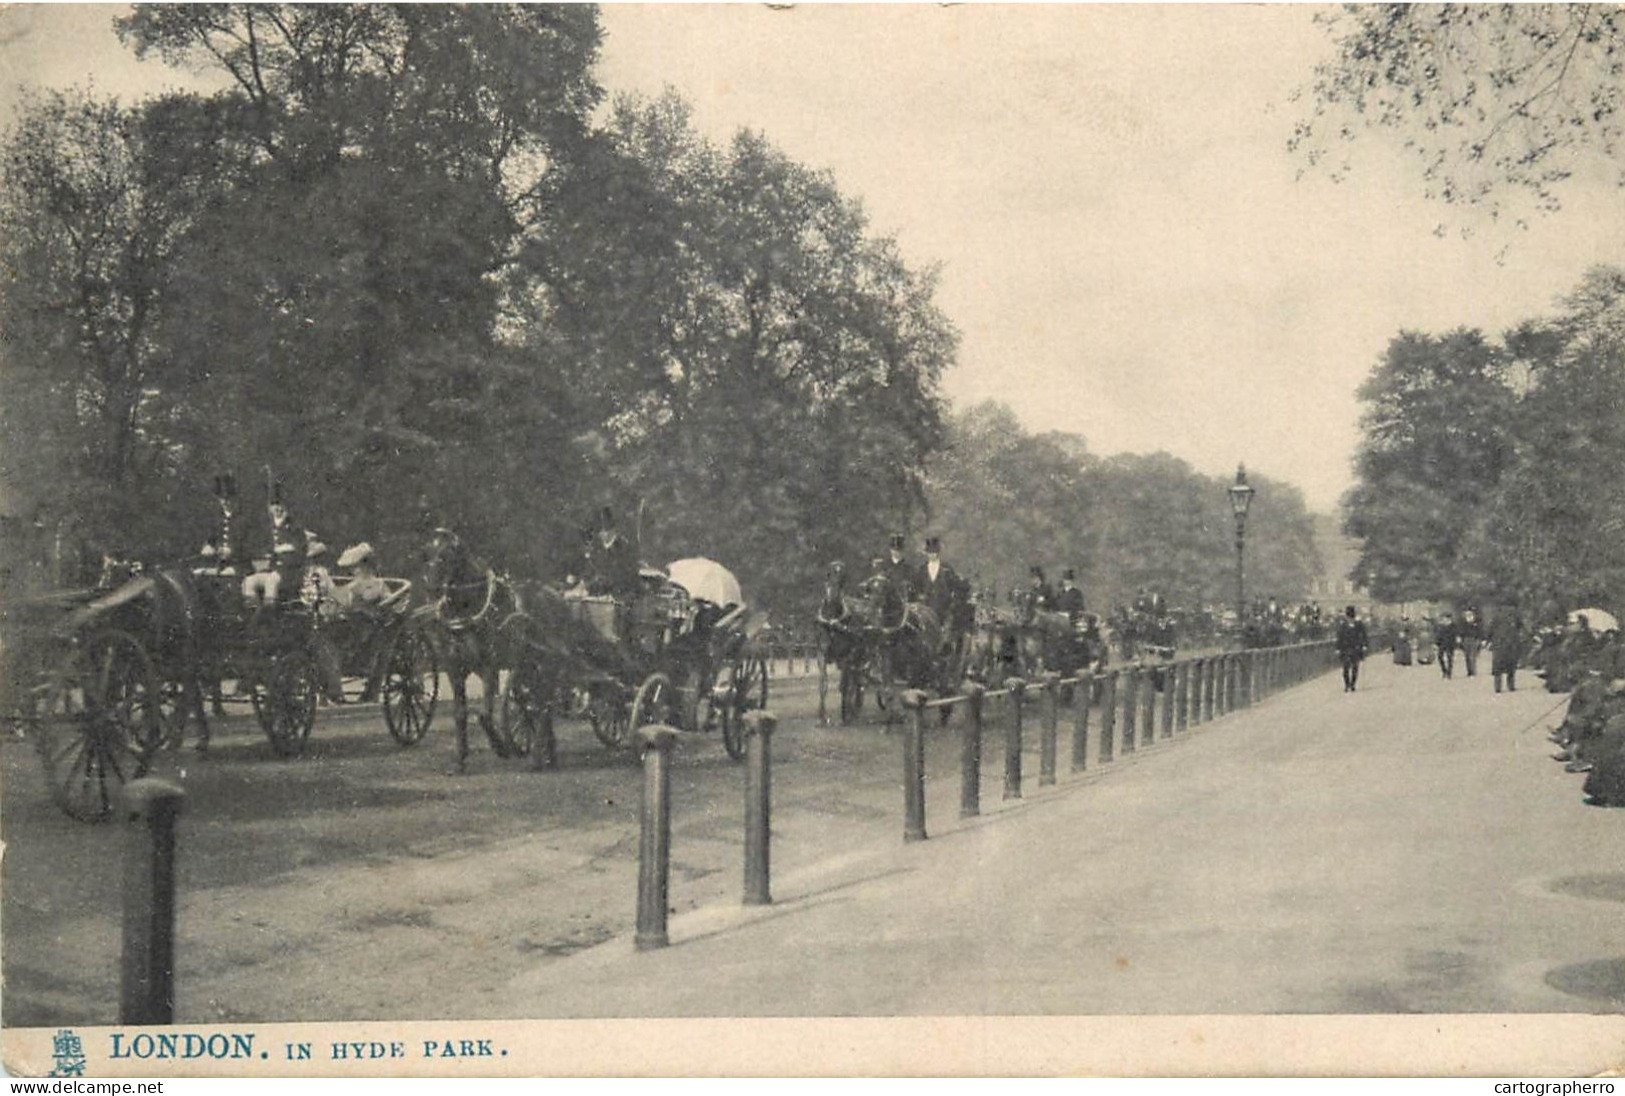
left=1476, top=266, right=1625, bottom=612
left=1292, top=4, right=1625, bottom=221
left=1343, top=329, right=1517, bottom=602
left=0, top=90, right=235, bottom=563
left=111, top=3, right=606, bottom=569
left=525, top=93, right=954, bottom=613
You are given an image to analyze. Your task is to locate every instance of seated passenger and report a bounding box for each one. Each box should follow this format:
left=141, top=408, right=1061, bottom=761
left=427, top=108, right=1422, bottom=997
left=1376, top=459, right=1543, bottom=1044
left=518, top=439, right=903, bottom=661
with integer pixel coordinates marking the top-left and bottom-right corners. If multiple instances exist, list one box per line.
left=336, top=543, right=391, bottom=611
left=242, top=553, right=280, bottom=607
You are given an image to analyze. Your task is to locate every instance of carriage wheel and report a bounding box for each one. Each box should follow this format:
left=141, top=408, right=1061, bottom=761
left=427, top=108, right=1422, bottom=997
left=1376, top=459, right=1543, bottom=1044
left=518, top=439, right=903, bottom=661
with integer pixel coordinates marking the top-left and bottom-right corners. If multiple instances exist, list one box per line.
left=383, top=629, right=438, bottom=747
left=720, top=654, right=769, bottom=762
left=499, top=665, right=556, bottom=767
left=253, top=649, right=317, bottom=758
left=35, top=630, right=164, bottom=822
left=588, top=687, right=632, bottom=750
left=629, top=672, right=677, bottom=734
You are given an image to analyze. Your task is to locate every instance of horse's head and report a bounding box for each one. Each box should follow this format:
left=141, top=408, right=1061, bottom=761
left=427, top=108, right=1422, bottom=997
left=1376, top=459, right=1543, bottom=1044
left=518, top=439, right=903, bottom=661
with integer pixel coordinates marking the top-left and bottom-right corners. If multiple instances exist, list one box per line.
left=818, top=562, right=849, bottom=620
left=1012, top=588, right=1039, bottom=626
left=421, top=530, right=487, bottom=612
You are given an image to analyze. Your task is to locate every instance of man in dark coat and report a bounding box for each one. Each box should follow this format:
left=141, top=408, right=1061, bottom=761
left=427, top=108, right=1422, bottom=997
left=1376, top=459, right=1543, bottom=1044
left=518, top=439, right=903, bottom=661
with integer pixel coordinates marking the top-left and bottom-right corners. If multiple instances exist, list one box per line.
left=1434, top=611, right=1457, bottom=679
left=881, top=533, right=915, bottom=602
left=1054, top=568, right=1086, bottom=621
left=1026, top=566, right=1055, bottom=610
left=1490, top=607, right=1526, bottom=693
left=914, top=535, right=969, bottom=660
left=913, top=536, right=961, bottom=619
left=1335, top=605, right=1370, bottom=692
left=584, top=506, right=640, bottom=600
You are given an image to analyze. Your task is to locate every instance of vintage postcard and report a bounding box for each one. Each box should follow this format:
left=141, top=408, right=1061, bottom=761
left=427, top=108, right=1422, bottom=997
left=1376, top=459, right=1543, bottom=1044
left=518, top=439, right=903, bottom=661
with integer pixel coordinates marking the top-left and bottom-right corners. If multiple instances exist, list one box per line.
left=2, top=2, right=1623, bottom=1079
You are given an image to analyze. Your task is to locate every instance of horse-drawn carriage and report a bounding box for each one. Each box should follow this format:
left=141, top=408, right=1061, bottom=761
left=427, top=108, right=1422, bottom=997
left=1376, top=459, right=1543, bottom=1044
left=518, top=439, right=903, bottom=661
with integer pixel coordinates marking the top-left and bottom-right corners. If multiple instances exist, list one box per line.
left=1, top=562, right=436, bottom=821
left=561, top=558, right=770, bottom=762
left=416, top=536, right=769, bottom=768
left=962, top=589, right=1110, bottom=694
left=815, top=564, right=972, bottom=724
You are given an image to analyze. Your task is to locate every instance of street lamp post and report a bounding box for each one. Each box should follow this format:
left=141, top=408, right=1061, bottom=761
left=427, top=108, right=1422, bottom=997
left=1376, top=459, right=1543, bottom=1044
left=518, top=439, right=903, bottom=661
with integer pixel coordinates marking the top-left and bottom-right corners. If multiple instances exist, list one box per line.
left=1228, top=464, right=1256, bottom=641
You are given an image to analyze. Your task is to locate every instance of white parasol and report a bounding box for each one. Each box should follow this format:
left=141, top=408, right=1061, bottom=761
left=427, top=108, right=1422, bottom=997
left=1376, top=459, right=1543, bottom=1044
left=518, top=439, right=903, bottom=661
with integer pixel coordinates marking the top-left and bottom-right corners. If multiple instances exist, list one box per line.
left=665, top=558, right=744, bottom=608
left=1568, top=608, right=1619, bottom=634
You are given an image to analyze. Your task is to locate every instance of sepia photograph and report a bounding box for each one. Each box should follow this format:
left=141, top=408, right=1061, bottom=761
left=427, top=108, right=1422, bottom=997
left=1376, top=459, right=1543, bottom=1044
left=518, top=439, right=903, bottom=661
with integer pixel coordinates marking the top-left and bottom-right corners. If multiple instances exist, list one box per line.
left=1, top=1, right=1623, bottom=1079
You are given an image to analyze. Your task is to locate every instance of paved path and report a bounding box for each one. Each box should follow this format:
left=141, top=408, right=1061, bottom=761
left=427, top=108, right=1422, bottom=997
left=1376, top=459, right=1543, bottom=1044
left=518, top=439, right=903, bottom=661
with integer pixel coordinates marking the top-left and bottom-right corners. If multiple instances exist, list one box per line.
left=480, top=658, right=1624, bottom=1020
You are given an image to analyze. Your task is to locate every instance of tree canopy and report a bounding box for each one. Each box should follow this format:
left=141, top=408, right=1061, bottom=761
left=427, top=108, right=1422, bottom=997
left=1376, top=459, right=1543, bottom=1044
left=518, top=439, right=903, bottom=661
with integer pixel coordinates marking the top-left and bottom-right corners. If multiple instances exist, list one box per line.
left=922, top=402, right=1323, bottom=614
left=1292, top=4, right=1625, bottom=223
left=1343, top=265, right=1625, bottom=615
left=0, top=4, right=955, bottom=615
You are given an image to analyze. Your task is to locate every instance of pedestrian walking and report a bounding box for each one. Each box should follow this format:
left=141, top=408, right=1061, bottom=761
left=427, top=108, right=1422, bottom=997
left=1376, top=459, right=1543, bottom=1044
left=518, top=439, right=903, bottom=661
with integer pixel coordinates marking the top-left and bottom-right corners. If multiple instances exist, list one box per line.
left=1434, top=611, right=1457, bottom=678
left=1490, top=607, right=1525, bottom=694
left=1335, top=605, right=1369, bottom=692
left=1458, top=606, right=1485, bottom=677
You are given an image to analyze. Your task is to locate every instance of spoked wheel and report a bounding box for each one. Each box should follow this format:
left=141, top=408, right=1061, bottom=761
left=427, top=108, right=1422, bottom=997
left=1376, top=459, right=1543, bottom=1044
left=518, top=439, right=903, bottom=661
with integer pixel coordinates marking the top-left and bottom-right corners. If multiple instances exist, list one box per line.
left=499, top=665, right=556, bottom=768
left=35, top=629, right=165, bottom=822
left=588, top=686, right=632, bottom=750
left=382, top=628, right=438, bottom=746
left=720, top=653, right=770, bottom=762
left=629, top=672, right=677, bottom=735
left=252, top=648, right=318, bottom=758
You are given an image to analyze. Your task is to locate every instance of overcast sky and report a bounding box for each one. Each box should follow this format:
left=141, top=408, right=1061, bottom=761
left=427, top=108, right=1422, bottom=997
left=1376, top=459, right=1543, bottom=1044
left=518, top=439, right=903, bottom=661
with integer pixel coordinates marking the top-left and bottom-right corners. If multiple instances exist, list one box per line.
left=4, top=3, right=1623, bottom=513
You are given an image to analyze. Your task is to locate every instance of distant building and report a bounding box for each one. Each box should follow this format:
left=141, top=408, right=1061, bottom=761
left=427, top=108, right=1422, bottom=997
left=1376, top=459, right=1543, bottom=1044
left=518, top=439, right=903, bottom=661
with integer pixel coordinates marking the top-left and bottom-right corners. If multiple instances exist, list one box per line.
left=1310, top=514, right=1363, bottom=601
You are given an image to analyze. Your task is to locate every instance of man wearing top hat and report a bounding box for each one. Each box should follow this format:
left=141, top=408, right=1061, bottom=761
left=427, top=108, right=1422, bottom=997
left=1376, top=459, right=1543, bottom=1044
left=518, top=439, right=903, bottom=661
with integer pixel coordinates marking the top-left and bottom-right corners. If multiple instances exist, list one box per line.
left=913, top=536, right=963, bottom=625
left=584, top=506, right=640, bottom=601
left=881, top=533, right=915, bottom=601
left=1026, top=565, right=1055, bottom=611
left=1054, top=569, right=1086, bottom=621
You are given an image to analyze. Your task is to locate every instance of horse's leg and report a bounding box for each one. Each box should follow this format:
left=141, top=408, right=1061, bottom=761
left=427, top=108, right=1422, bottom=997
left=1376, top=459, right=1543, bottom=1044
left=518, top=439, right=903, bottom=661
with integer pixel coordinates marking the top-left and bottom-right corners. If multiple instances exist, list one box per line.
left=817, top=646, right=830, bottom=726
left=478, top=657, right=507, bottom=759
left=188, top=671, right=211, bottom=754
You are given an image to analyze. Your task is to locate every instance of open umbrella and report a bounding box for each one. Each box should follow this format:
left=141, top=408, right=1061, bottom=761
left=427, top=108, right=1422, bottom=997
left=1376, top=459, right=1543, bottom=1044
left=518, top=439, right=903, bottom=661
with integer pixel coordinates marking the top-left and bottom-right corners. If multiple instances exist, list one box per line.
left=1569, top=608, right=1619, bottom=634
left=666, top=558, right=744, bottom=608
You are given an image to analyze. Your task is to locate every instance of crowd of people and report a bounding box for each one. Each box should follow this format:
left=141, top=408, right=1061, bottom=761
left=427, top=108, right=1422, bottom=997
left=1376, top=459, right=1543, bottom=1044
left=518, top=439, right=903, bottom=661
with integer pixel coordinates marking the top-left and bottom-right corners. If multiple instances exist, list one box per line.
left=1369, top=602, right=1625, bottom=806
left=1538, top=615, right=1625, bottom=805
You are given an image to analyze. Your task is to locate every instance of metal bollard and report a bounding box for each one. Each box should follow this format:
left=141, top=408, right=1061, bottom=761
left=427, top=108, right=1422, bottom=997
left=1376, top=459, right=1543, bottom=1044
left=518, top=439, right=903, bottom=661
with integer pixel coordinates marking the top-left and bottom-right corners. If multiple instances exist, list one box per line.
left=1100, top=671, right=1118, bottom=763
left=1004, top=678, right=1027, bottom=799
left=1039, top=672, right=1060, bottom=786
left=1203, top=656, right=1216, bottom=722
left=1175, top=660, right=1190, bottom=733
left=902, top=689, right=929, bottom=841
left=743, top=711, right=774, bottom=906
left=1140, top=666, right=1157, bottom=747
left=635, top=724, right=680, bottom=950
left=1121, top=668, right=1138, bottom=754
left=1071, top=674, right=1092, bottom=772
left=1160, top=665, right=1176, bottom=739
left=961, top=682, right=985, bottom=818
left=121, top=778, right=186, bottom=1026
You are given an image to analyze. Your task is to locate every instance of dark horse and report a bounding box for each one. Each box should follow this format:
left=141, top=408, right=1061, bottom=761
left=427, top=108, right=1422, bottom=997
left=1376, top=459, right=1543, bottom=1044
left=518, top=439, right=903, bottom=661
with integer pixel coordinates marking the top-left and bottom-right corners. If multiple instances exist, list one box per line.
left=861, top=570, right=946, bottom=715
left=815, top=563, right=878, bottom=725
left=419, top=531, right=552, bottom=772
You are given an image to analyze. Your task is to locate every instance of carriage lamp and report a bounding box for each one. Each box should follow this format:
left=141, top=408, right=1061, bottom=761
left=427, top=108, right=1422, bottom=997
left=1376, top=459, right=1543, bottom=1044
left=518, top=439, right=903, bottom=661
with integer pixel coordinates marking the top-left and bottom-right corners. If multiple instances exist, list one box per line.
left=1228, top=464, right=1255, bottom=638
